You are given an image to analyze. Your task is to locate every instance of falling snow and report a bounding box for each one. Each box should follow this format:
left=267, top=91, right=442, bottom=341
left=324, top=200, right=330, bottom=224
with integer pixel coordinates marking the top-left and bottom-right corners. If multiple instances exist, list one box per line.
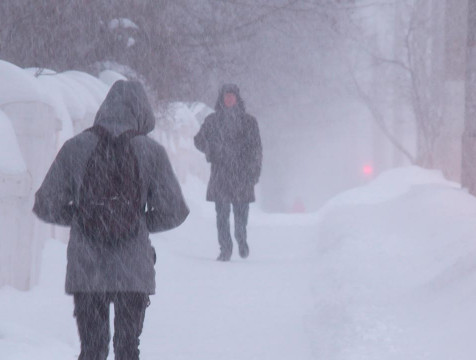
left=1, top=1, right=476, bottom=359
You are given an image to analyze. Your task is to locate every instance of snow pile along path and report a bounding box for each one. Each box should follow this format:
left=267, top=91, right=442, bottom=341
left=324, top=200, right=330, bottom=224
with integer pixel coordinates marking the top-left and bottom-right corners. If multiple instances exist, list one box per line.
left=311, top=166, right=476, bottom=360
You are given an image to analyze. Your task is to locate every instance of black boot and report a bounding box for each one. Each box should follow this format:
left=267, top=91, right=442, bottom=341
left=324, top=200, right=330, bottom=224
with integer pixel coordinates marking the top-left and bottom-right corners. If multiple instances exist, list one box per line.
left=233, top=203, right=250, bottom=259
left=217, top=251, right=232, bottom=261
left=238, top=241, right=249, bottom=259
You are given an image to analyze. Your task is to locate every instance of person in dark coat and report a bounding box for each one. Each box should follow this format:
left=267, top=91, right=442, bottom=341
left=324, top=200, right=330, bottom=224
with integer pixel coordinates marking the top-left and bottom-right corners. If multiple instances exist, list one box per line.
left=194, top=84, right=262, bottom=261
left=33, top=80, right=189, bottom=360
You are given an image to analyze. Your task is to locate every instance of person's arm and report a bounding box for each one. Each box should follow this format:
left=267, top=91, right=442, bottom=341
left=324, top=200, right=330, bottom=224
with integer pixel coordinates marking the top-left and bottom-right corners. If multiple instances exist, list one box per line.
left=194, top=115, right=215, bottom=163
left=249, top=117, right=263, bottom=184
left=33, top=142, right=75, bottom=226
left=146, top=144, right=189, bottom=232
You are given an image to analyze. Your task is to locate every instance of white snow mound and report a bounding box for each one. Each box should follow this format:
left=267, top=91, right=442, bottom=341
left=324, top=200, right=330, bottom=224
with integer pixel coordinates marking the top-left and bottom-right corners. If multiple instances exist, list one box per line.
left=313, top=165, right=476, bottom=360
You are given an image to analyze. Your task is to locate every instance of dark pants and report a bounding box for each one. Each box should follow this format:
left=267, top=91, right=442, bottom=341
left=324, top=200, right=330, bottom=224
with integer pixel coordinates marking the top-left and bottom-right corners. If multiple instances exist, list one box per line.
left=73, top=292, right=149, bottom=360
left=215, top=202, right=249, bottom=255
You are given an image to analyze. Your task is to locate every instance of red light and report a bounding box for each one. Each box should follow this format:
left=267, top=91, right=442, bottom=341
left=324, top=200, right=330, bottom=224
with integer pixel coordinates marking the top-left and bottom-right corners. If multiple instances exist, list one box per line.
left=362, top=165, right=373, bottom=176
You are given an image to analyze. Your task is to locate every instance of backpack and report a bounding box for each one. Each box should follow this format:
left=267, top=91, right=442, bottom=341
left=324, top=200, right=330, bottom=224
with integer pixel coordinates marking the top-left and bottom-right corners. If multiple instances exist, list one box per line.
left=77, top=125, right=142, bottom=247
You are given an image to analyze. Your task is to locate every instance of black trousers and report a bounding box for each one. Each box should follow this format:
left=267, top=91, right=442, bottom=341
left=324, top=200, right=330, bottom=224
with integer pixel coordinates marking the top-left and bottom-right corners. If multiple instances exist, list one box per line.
left=215, top=202, right=249, bottom=254
left=73, top=292, right=149, bottom=360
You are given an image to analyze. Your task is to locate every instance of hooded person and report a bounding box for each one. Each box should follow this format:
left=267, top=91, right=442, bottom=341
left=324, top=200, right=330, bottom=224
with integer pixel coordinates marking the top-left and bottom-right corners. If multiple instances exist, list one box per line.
left=194, top=83, right=262, bottom=261
left=33, top=80, right=189, bottom=360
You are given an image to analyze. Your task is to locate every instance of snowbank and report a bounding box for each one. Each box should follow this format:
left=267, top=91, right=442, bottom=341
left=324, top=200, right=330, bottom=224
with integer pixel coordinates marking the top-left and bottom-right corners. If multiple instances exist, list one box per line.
left=0, top=110, right=27, bottom=175
left=0, top=61, right=54, bottom=107
left=36, top=70, right=109, bottom=135
left=0, top=110, right=31, bottom=290
left=152, top=102, right=212, bottom=183
left=312, top=166, right=476, bottom=360
left=323, top=165, right=459, bottom=207
left=25, top=69, right=74, bottom=145
left=4, top=62, right=112, bottom=145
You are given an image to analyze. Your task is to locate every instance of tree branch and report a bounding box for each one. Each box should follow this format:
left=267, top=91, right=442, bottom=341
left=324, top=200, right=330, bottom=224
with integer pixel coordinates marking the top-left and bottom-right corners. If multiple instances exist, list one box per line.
left=348, top=62, right=416, bottom=164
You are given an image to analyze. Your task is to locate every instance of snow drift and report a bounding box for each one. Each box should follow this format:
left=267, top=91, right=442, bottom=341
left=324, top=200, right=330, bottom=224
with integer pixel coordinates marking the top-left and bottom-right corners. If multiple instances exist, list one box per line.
left=312, top=166, right=476, bottom=359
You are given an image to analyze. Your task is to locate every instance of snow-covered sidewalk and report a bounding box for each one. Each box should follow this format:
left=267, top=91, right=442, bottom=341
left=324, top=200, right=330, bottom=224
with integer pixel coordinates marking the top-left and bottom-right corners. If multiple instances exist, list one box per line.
left=3, top=166, right=476, bottom=360
left=0, top=195, right=317, bottom=360
left=141, top=206, right=316, bottom=360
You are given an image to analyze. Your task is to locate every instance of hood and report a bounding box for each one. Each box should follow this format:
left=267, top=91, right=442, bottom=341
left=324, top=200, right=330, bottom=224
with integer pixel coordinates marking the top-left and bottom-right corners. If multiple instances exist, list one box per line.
left=214, top=83, right=246, bottom=113
left=94, top=80, right=155, bottom=135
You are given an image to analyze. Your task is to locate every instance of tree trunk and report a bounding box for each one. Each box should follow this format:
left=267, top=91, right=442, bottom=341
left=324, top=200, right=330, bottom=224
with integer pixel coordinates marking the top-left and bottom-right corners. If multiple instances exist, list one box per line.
left=462, top=0, right=476, bottom=194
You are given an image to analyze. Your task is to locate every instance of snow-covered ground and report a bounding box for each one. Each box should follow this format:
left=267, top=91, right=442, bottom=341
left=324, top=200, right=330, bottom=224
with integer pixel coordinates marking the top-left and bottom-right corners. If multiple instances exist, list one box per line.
left=311, top=166, right=476, bottom=359
left=1, top=166, right=476, bottom=359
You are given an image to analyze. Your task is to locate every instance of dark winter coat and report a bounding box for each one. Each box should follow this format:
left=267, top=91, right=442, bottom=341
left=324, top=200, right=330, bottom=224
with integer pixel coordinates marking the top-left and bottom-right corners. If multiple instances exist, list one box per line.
left=33, top=80, right=189, bottom=295
left=194, top=84, right=262, bottom=203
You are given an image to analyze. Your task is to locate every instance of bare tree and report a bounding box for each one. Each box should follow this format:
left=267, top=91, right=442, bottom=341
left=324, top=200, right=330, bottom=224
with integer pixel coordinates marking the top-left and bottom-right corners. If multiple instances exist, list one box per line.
left=339, top=0, right=453, bottom=169
left=0, top=0, right=337, bottom=102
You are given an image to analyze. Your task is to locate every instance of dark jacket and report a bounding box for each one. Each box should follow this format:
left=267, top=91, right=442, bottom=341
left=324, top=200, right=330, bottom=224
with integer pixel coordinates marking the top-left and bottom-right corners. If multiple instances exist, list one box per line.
left=194, top=84, right=262, bottom=203
left=33, top=80, right=189, bottom=295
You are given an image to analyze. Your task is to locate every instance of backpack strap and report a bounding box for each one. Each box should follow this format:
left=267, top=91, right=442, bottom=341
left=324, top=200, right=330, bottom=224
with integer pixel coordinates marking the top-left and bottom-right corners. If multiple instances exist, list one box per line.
left=85, top=125, right=110, bottom=140
left=85, top=126, right=140, bottom=142
left=117, top=129, right=141, bottom=142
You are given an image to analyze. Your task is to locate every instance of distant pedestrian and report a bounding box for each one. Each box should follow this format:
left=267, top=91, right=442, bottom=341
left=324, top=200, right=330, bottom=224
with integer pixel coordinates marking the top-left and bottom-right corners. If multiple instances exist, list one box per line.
left=33, top=80, right=189, bottom=360
left=194, top=84, right=262, bottom=261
